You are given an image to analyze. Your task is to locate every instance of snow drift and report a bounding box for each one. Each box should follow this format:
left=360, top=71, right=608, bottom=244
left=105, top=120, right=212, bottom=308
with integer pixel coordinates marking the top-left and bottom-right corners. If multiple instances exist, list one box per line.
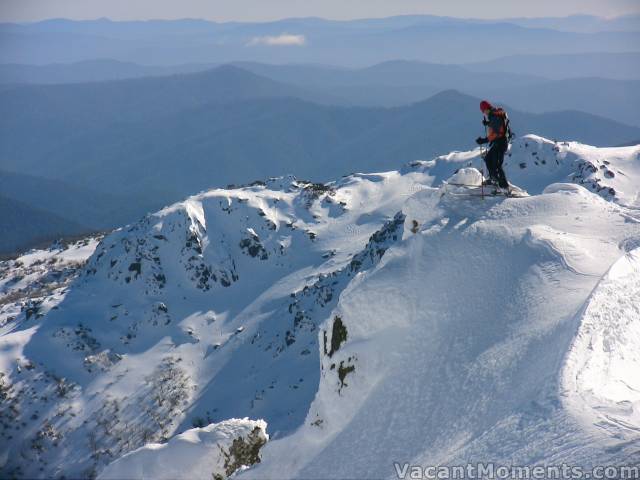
left=248, top=182, right=640, bottom=478
left=99, top=418, right=268, bottom=480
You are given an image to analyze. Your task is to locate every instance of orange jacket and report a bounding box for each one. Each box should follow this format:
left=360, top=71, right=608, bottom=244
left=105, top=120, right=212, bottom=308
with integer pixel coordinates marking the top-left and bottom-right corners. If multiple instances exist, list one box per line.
left=486, top=108, right=507, bottom=142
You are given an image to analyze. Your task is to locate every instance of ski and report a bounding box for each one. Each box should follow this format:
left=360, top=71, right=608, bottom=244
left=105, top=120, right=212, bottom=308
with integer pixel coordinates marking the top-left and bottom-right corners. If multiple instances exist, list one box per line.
left=443, top=182, right=496, bottom=188
left=442, top=187, right=528, bottom=198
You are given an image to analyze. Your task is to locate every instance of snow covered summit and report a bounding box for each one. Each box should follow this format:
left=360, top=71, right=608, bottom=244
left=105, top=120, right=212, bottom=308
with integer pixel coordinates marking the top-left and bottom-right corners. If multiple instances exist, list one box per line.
left=1, top=135, right=639, bottom=479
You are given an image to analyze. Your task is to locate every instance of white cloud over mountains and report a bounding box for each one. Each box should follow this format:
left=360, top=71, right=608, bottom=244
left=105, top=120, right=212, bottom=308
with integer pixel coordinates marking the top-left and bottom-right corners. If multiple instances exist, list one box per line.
left=247, top=33, right=306, bottom=46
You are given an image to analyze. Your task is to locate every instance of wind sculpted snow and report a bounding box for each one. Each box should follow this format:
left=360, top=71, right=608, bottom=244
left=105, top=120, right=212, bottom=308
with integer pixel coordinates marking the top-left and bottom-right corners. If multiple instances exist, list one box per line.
left=249, top=181, right=640, bottom=479
left=562, top=247, right=640, bottom=447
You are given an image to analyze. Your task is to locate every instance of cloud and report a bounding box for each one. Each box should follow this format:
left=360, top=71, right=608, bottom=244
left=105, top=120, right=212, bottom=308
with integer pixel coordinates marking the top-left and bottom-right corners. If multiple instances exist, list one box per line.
left=247, top=33, right=306, bottom=47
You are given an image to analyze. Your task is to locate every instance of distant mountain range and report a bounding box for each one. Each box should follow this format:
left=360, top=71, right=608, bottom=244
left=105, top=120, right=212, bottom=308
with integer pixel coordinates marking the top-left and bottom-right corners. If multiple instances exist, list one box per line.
left=484, top=77, right=640, bottom=128
left=0, top=169, right=153, bottom=228
left=234, top=61, right=640, bottom=126
left=2, top=65, right=638, bottom=183
left=3, top=52, right=640, bottom=87
left=0, top=170, right=160, bottom=255
left=466, top=52, right=640, bottom=80
left=2, top=59, right=638, bottom=126
left=1, top=65, right=639, bottom=257
left=0, top=194, right=90, bottom=256
left=492, top=13, right=640, bottom=32
left=1, top=16, right=639, bottom=65
left=0, top=59, right=215, bottom=85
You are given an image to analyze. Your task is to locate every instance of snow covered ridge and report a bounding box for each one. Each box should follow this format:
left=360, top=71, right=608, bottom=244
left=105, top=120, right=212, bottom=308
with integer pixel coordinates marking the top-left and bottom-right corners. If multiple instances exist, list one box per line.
left=404, top=135, right=640, bottom=208
left=0, top=170, right=420, bottom=478
left=0, top=135, right=639, bottom=479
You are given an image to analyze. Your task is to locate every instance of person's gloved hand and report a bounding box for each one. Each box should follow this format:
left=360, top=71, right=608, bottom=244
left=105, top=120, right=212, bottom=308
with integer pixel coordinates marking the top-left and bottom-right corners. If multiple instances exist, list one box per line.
left=476, top=136, right=488, bottom=145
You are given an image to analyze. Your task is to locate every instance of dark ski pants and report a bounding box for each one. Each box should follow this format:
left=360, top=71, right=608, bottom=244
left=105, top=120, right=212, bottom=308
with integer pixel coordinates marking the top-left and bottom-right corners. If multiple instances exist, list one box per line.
left=484, top=137, right=509, bottom=188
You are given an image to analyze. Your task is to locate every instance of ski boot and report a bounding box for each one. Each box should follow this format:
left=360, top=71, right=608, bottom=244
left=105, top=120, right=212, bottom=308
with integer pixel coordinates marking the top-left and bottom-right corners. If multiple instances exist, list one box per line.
left=482, top=178, right=498, bottom=187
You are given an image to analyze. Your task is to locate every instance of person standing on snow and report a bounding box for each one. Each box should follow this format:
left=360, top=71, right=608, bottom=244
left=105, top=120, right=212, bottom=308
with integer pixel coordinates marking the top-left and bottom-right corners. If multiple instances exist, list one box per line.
left=475, top=100, right=512, bottom=190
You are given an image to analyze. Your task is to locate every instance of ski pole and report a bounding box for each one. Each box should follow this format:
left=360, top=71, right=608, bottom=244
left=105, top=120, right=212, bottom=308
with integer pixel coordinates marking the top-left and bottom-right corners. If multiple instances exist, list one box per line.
left=480, top=124, right=488, bottom=199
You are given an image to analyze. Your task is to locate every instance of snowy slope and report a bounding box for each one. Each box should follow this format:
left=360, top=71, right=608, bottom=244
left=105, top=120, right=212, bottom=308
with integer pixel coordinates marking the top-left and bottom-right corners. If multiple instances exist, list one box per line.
left=1, top=135, right=639, bottom=479
left=0, top=173, right=422, bottom=478
left=562, top=248, right=640, bottom=446
left=246, top=183, right=640, bottom=479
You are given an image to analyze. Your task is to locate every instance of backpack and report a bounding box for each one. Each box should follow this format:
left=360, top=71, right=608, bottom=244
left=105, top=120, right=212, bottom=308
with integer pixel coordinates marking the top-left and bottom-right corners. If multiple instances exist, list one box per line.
left=492, top=107, right=514, bottom=141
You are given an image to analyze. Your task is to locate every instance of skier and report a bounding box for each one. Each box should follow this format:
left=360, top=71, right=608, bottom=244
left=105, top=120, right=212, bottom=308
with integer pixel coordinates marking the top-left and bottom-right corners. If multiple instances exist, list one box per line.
left=475, top=100, right=512, bottom=191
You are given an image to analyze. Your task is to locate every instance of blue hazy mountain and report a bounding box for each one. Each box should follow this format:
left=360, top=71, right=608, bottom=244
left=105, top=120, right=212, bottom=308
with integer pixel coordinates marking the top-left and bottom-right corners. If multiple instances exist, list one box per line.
left=0, top=169, right=167, bottom=255
left=0, top=194, right=90, bottom=256
left=0, top=64, right=332, bottom=126
left=234, top=60, right=545, bottom=89
left=3, top=59, right=637, bottom=126
left=234, top=61, right=640, bottom=126
left=497, top=14, right=640, bottom=33
left=483, top=77, right=640, bottom=127
left=0, top=59, right=216, bottom=85
left=1, top=17, right=638, bottom=65
left=466, top=52, right=640, bottom=80
left=0, top=169, right=156, bottom=229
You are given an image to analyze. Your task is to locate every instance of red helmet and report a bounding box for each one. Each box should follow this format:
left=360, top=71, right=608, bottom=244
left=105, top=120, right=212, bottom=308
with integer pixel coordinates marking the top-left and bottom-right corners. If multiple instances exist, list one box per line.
left=480, top=100, right=492, bottom=112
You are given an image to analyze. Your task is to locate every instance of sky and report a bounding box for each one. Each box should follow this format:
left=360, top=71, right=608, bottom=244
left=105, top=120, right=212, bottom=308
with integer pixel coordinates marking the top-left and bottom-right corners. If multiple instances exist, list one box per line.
left=1, top=0, right=639, bottom=22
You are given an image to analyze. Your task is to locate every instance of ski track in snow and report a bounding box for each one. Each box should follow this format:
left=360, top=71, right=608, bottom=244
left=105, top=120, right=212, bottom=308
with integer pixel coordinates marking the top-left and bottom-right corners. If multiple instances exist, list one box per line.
left=1, top=135, right=639, bottom=479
